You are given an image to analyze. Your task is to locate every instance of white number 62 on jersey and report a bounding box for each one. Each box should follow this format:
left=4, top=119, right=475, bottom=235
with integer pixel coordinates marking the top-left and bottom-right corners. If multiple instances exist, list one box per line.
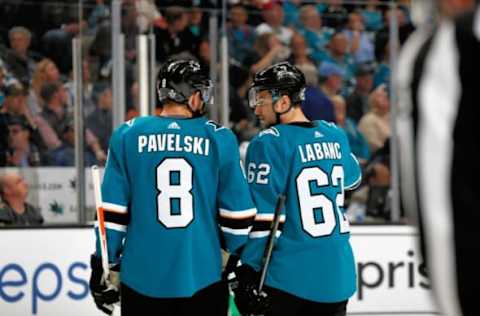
left=247, top=162, right=271, bottom=184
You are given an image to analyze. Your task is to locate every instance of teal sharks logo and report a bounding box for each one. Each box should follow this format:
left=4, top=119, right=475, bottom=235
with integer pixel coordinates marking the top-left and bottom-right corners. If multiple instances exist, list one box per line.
left=49, top=201, right=64, bottom=215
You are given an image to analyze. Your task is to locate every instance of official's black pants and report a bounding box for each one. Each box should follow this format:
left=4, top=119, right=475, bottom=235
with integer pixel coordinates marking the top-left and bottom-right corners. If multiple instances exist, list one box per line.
left=265, top=286, right=348, bottom=316
left=121, top=281, right=229, bottom=316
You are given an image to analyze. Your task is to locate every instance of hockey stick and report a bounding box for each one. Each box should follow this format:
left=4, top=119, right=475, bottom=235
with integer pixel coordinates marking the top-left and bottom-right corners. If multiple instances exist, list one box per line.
left=258, top=194, right=286, bottom=293
left=91, top=165, right=110, bottom=282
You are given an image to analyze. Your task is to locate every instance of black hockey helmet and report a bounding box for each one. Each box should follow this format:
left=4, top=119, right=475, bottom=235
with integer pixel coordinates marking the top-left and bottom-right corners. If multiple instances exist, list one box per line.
left=157, top=59, right=213, bottom=109
left=248, top=61, right=306, bottom=109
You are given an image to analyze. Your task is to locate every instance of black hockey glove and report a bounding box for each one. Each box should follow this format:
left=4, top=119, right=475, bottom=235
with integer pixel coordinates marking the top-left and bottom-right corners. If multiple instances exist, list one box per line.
left=89, top=255, right=120, bottom=315
left=232, top=264, right=271, bottom=315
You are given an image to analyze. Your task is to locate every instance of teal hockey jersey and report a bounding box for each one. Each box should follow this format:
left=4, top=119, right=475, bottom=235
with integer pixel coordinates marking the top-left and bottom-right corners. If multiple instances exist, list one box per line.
left=95, top=116, right=256, bottom=298
left=241, top=121, right=361, bottom=302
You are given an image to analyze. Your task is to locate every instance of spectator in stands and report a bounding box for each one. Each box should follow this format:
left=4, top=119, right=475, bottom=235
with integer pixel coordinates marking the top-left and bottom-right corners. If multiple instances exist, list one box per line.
left=376, top=7, right=415, bottom=49
left=86, top=82, right=112, bottom=154
left=297, top=5, right=333, bottom=63
left=287, top=33, right=316, bottom=70
left=362, top=139, right=391, bottom=221
left=0, top=78, right=12, bottom=166
left=322, top=0, right=349, bottom=29
left=135, top=0, right=165, bottom=33
left=255, top=0, right=293, bottom=46
left=1, top=84, right=25, bottom=117
left=346, top=62, right=374, bottom=123
left=245, top=33, right=289, bottom=75
left=40, top=83, right=70, bottom=139
left=154, top=6, right=198, bottom=63
left=228, top=60, right=258, bottom=142
left=331, top=94, right=370, bottom=161
left=227, top=4, right=256, bottom=63
left=323, top=32, right=356, bottom=95
left=50, top=118, right=97, bottom=167
left=40, top=82, right=106, bottom=164
left=196, top=38, right=211, bottom=73
left=121, top=2, right=142, bottom=62
left=0, top=83, right=60, bottom=153
left=300, top=61, right=337, bottom=123
left=343, top=12, right=375, bottom=64
left=86, top=0, right=111, bottom=36
left=89, top=1, right=147, bottom=72
left=360, top=0, right=384, bottom=32
left=242, top=0, right=266, bottom=26
left=318, top=61, right=344, bottom=98
left=4, top=26, right=42, bottom=86
left=189, top=6, right=206, bottom=39
left=283, top=0, right=302, bottom=28
left=373, top=31, right=390, bottom=90
left=64, top=60, right=96, bottom=118
left=358, top=85, right=390, bottom=153
left=41, top=3, right=87, bottom=74
left=0, top=171, right=43, bottom=226
left=29, top=58, right=63, bottom=115
left=373, top=8, right=414, bottom=91
left=88, top=17, right=113, bottom=70
left=5, top=115, right=50, bottom=167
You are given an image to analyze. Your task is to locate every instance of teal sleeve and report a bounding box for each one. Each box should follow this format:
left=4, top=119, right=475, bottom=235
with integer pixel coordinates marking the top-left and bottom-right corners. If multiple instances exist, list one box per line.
left=240, top=137, right=287, bottom=270
left=95, top=124, right=130, bottom=264
left=339, top=129, right=362, bottom=190
left=217, top=131, right=257, bottom=254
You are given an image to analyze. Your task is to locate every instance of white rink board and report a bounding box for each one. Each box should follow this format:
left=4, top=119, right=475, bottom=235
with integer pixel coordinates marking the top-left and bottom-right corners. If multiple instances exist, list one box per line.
left=0, top=226, right=438, bottom=316
left=348, top=226, right=438, bottom=315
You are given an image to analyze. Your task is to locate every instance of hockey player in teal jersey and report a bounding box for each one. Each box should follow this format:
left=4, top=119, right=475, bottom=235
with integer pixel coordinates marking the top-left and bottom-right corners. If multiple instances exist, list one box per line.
left=233, top=62, right=361, bottom=316
left=89, top=59, right=257, bottom=316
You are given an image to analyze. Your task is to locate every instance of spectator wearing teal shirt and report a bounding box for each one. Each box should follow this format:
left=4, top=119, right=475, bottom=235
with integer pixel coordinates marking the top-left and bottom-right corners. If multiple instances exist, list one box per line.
left=321, top=32, right=356, bottom=96
left=227, top=4, right=256, bottom=63
left=360, top=0, right=384, bottom=32
left=297, top=5, right=333, bottom=64
left=283, top=0, right=301, bottom=27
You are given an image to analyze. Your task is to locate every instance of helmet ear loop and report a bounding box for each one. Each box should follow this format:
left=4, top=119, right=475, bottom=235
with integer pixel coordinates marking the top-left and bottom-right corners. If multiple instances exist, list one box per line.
left=188, top=91, right=205, bottom=117
left=272, top=95, right=293, bottom=124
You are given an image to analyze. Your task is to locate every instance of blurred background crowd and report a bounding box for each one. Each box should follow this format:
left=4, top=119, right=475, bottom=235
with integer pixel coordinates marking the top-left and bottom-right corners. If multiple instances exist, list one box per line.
left=0, top=0, right=418, bottom=224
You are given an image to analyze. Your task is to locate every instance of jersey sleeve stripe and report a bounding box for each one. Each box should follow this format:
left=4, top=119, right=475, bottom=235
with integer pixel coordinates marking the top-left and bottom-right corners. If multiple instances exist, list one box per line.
left=251, top=221, right=284, bottom=232
left=249, top=231, right=282, bottom=239
left=220, top=227, right=251, bottom=235
left=345, top=153, right=362, bottom=190
left=345, top=174, right=361, bottom=190
left=219, top=217, right=254, bottom=229
left=219, top=208, right=257, bottom=219
left=254, top=214, right=286, bottom=222
left=102, top=202, right=128, bottom=214
left=104, top=211, right=130, bottom=226
left=104, top=222, right=127, bottom=232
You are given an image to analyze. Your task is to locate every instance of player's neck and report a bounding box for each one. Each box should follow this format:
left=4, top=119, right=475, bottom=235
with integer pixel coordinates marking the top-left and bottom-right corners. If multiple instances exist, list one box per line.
left=280, top=107, right=309, bottom=124
left=160, top=105, right=193, bottom=118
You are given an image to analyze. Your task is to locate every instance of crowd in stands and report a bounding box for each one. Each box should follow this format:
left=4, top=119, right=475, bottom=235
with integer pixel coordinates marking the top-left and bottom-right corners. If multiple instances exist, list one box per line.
left=0, top=0, right=413, bottom=222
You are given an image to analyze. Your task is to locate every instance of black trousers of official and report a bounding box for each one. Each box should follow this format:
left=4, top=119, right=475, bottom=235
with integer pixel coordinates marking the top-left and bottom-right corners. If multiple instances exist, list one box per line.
left=121, top=281, right=229, bottom=316
left=264, top=286, right=348, bottom=316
